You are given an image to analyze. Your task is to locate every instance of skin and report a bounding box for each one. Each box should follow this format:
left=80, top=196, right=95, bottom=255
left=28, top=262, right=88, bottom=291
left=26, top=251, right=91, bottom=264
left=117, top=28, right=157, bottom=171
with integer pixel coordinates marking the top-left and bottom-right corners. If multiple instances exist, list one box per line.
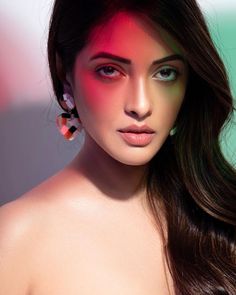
left=0, top=11, right=188, bottom=295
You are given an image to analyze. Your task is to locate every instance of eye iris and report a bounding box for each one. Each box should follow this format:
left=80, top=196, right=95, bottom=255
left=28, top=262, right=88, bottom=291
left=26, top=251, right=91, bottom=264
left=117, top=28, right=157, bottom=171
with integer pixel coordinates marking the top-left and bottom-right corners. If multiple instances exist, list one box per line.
left=161, top=68, right=172, bottom=77
left=103, top=66, right=115, bottom=75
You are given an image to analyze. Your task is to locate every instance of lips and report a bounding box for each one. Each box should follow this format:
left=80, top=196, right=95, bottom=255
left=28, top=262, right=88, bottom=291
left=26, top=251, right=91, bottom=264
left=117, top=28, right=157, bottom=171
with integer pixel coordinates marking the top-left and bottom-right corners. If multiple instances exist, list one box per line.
left=118, top=124, right=155, bottom=134
left=118, top=124, right=155, bottom=146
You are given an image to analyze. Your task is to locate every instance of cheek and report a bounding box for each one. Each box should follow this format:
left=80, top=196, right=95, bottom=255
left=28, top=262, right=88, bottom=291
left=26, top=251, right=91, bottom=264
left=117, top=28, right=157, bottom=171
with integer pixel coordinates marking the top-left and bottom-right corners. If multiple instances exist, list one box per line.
left=73, top=74, right=121, bottom=122
left=155, top=83, right=186, bottom=125
left=74, top=75, right=102, bottom=112
left=169, top=80, right=187, bottom=102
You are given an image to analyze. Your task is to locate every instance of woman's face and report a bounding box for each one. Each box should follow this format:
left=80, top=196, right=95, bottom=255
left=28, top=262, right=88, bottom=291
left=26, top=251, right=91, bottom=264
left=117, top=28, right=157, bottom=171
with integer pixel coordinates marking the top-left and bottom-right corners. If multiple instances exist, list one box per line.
left=67, top=11, right=188, bottom=166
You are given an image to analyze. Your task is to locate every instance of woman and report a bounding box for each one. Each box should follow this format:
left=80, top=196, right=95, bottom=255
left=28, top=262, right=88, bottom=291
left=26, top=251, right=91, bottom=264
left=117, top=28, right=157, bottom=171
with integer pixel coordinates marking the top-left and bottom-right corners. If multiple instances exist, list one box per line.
left=0, top=0, right=235, bottom=294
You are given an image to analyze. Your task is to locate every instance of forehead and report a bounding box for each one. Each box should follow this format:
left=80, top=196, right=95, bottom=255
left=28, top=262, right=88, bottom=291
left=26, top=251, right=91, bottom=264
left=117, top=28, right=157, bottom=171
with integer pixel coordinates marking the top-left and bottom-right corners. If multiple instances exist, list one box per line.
left=82, top=11, right=184, bottom=59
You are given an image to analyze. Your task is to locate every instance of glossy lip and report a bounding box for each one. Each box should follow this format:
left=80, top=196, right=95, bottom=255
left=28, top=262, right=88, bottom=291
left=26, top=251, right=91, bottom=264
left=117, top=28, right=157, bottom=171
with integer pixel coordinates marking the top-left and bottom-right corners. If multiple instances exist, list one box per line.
left=118, top=124, right=155, bottom=146
left=118, top=124, right=155, bottom=134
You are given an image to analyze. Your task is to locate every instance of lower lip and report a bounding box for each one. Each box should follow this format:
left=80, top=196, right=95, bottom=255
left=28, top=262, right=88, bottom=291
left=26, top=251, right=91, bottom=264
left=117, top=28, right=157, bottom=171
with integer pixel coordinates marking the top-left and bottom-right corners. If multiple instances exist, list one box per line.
left=118, top=131, right=155, bottom=146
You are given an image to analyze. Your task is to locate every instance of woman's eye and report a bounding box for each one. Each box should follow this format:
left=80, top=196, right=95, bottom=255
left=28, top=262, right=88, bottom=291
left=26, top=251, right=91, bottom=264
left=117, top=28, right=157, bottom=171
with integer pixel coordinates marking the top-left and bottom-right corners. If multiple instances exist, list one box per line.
left=154, top=67, right=180, bottom=82
left=95, top=65, right=121, bottom=79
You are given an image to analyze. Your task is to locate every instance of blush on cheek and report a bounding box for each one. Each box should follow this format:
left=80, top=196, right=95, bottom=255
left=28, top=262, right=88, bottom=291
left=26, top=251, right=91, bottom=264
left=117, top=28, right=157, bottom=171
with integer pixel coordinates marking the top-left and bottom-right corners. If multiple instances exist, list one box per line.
left=78, top=74, right=123, bottom=114
left=74, top=75, right=105, bottom=112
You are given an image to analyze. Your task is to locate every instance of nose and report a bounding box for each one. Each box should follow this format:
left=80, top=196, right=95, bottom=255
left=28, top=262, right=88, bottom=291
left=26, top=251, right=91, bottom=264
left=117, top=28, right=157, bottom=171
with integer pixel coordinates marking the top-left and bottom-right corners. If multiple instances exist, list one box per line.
left=124, top=78, right=152, bottom=120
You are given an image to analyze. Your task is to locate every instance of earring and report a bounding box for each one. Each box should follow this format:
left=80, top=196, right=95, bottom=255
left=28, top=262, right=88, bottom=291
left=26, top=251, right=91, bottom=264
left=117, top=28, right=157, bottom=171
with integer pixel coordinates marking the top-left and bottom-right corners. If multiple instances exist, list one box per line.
left=56, top=93, right=83, bottom=141
left=170, top=126, right=177, bottom=136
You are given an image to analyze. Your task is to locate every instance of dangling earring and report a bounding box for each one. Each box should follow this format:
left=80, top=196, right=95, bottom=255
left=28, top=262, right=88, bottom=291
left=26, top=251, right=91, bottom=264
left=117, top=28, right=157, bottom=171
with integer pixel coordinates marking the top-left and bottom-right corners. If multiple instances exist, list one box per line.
left=56, top=93, right=83, bottom=141
left=170, top=126, right=177, bottom=136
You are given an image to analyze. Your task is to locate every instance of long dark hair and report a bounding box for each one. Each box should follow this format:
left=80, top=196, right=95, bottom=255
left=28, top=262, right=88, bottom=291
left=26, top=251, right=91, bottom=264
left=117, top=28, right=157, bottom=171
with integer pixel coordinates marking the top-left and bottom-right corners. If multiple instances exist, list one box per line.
left=48, top=1, right=236, bottom=294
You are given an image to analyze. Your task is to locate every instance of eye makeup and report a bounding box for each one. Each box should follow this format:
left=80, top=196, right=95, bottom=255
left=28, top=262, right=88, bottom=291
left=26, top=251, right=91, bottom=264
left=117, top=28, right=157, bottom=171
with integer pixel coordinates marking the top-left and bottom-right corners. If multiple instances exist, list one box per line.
left=95, top=65, right=123, bottom=80
left=95, top=64, right=181, bottom=83
left=153, top=66, right=181, bottom=82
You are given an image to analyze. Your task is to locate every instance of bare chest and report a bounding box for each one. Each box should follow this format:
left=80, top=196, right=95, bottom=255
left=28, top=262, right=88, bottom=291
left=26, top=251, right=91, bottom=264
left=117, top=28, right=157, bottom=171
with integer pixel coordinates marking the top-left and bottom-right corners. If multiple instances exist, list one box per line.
left=29, top=205, right=175, bottom=295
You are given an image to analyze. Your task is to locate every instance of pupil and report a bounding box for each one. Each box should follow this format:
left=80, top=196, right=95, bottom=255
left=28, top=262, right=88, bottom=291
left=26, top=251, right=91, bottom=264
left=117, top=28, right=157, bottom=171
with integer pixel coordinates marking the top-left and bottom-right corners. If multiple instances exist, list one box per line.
left=105, top=66, right=114, bottom=74
left=162, top=69, right=171, bottom=77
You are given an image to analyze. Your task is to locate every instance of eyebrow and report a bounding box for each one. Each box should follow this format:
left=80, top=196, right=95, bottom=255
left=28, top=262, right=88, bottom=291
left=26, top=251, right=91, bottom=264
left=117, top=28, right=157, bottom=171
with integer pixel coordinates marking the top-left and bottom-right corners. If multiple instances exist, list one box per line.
left=89, top=51, right=186, bottom=66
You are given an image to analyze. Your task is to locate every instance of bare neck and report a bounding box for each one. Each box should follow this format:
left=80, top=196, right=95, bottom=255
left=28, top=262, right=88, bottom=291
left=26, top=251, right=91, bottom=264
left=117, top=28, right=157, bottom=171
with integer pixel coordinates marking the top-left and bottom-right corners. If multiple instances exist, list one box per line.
left=68, top=138, right=149, bottom=204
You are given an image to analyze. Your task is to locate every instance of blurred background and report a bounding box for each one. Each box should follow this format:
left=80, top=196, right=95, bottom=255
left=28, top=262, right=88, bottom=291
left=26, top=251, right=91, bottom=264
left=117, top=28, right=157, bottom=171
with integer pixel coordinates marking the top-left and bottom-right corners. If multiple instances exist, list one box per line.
left=0, top=0, right=235, bottom=205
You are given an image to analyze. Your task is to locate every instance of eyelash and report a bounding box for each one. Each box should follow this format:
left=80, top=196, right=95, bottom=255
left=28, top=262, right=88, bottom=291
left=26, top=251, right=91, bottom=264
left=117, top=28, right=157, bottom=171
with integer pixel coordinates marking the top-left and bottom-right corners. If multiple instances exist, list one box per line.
left=95, top=65, right=180, bottom=82
left=95, top=65, right=122, bottom=80
left=154, top=67, right=180, bottom=82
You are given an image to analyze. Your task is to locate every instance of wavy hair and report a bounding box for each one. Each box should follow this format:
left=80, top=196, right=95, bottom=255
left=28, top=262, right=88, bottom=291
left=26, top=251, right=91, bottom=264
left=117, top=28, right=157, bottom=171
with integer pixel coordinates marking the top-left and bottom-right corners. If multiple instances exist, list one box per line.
left=48, top=0, right=236, bottom=294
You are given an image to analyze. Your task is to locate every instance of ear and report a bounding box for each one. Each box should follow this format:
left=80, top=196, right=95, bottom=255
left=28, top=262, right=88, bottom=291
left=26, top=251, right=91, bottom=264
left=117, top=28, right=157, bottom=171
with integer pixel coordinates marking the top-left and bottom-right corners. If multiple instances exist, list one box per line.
left=56, top=52, right=73, bottom=96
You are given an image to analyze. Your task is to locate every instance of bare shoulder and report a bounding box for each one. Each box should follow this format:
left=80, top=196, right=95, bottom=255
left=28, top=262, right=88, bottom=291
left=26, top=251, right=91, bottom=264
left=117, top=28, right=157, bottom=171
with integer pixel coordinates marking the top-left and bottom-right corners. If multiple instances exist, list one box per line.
left=0, top=176, right=57, bottom=240
left=0, top=167, right=71, bottom=233
left=0, top=170, right=68, bottom=295
left=0, top=166, right=89, bottom=255
left=0, top=190, right=43, bottom=243
left=0, top=165, right=95, bottom=295
left=0, top=194, right=41, bottom=294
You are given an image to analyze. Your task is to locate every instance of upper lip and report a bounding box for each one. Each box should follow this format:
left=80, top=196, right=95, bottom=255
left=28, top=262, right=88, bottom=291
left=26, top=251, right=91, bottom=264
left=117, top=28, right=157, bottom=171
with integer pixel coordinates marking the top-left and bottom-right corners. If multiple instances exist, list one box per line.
left=118, top=124, right=155, bottom=133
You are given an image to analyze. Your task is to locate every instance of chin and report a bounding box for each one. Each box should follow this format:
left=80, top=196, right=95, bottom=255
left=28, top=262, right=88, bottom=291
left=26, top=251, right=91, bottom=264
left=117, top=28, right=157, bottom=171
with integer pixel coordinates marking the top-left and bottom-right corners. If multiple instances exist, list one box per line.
left=110, top=149, right=158, bottom=166
left=120, top=159, right=152, bottom=166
